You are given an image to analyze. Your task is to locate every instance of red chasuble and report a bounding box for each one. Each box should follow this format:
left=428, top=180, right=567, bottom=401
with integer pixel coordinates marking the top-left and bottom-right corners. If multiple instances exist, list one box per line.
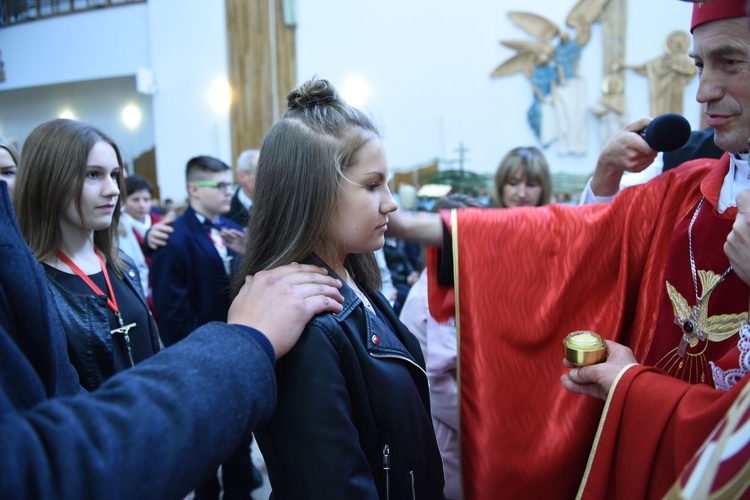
left=427, top=155, right=750, bottom=499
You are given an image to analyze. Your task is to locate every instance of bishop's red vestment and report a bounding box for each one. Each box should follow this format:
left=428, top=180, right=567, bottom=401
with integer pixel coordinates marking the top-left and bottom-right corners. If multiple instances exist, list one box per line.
left=428, top=155, right=750, bottom=498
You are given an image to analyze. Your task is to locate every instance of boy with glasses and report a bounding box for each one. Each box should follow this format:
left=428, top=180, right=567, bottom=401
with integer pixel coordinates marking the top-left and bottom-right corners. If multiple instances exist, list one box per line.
left=151, top=155, right=261, bottom=499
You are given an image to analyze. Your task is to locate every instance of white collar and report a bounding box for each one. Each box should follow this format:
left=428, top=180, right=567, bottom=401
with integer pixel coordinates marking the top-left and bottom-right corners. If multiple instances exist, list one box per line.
left=193, top=211, right=224, bottom=228
left=733, top=151, right=750, bottom=178
left=121, top=212, right=152, bottom=235
left=718, top=153, right=750, bottom=212
left=237, top=188, right=253, bottom=210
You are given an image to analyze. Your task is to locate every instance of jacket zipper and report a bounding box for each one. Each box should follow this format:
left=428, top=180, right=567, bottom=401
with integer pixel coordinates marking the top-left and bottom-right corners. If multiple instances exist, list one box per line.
left=409, top=470, right=416, bottom=500
left=383, top=444, right=391, bottom=500
left=375, top=354, right=424, bottom=500
left=370, top=352, right=427, bottom=377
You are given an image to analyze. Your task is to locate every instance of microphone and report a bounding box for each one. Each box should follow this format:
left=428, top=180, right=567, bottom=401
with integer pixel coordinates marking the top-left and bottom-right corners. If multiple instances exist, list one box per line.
left=638, top=113, right=692, bottom=152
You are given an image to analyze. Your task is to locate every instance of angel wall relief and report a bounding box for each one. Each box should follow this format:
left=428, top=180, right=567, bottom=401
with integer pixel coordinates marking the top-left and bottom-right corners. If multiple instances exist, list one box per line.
left=491, top=0, right=610, bottom=155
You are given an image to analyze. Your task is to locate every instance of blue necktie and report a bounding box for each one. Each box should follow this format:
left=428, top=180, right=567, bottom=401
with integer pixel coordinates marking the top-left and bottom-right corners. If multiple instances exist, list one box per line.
left=202, top=218, right=227, bottom=232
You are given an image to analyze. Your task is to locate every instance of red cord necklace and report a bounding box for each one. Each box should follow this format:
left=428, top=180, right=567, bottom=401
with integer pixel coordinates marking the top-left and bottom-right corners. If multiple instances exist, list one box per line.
left=56, top=248, right=136, bottom=366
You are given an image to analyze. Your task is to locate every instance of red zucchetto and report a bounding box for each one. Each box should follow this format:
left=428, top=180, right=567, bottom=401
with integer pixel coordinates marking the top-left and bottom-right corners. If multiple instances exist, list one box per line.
left=691, top=0, right=748, bottom=32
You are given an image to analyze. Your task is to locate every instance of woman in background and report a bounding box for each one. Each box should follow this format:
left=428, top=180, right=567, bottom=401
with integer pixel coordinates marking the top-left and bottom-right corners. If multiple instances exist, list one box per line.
left=0, top=134, right=19, bottom=195
left=14, top=119, right=160, bottom=390
left=398, top=194, right=484, bottom=500
left=399, top=147, right=552, bottom=498
left=492, top=146, right=551, bottom=208
left=235, top=78, right=444, bottom=499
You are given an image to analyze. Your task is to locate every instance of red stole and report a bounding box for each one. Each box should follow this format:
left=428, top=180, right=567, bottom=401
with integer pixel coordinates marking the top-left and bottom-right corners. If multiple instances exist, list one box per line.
left=427, top=155, right=749, bottom=498
left=647, top=194, right=746, bottom=383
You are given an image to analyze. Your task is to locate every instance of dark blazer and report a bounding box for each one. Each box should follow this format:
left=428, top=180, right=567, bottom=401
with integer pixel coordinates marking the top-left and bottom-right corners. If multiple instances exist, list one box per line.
left=151, top=205, right=242, bottom=346
left=256, top=256, right=444, bottom=499
left=0, top=183, right=277, bottom=499
left=227, top=188, right=251, bottom=227
left=663, top=128, right=723, bottom=171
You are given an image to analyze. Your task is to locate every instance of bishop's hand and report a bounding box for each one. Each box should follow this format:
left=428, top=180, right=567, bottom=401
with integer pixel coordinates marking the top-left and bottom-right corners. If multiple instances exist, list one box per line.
left=561, top=340, right=638, bottom=401
left=725, top=189, right=750, bottom=289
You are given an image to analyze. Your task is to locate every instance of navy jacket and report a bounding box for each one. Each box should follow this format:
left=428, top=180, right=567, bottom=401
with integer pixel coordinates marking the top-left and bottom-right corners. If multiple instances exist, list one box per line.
left=256, top=256, right=445, bottom=499
left=151, top=206, right=242, bottom=346
left=0, top=183, right=277, bottom=499
left=227, top=189, right=251, bottom=227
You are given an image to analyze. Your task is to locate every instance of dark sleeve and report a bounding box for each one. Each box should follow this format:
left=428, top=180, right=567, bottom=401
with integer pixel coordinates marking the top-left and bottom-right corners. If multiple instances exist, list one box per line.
left=256, top=324, right=379, bottom=499
left=0, top=322, right=276, bottom=500
left=662, top=128, right=723, bottom=172
left=140, top=229, right=155, bottom=257
left=150, top=241, right=198, bottom=345
left=231, top=324, right=275, bottom=364
left=436, top=219, right=455, bottom=286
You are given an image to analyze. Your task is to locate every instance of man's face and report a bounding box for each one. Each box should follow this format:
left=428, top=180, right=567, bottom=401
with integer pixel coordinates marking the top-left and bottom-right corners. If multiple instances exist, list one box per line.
left=237, top=170, right=256, bottom=199
left=693, top=17, right=750, bottom=153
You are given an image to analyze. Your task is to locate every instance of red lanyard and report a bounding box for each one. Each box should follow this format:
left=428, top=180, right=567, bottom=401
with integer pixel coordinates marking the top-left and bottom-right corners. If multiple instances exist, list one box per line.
left=56, top=248, right=137, bottom=367
left=56, top=249, right=119, bottom=315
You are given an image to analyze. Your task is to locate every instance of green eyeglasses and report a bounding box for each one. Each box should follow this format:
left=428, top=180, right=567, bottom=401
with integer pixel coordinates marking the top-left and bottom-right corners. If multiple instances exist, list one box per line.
left=193, top=181, right=233, bottom=191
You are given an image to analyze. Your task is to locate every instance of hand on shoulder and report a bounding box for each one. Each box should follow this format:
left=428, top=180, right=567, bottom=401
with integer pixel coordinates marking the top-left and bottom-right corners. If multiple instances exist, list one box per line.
left=228, top=263, right=344, bottom=358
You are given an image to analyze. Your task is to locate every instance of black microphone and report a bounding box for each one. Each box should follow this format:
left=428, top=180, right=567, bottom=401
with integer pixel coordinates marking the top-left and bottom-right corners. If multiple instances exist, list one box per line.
left=638, top=113, right=692, bottom=152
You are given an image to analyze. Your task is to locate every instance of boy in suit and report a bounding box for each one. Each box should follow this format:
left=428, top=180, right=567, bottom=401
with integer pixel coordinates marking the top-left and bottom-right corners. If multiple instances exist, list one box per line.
left=151, top=155, right=260, bottom=499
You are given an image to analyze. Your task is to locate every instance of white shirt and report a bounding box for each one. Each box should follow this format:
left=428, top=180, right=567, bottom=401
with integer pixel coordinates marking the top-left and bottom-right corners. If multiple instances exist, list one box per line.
left=118, top=213, right=150, bottom=297
left=718, top=153, right=750, bottom=212
left=237, top=188, right=253, bottom=211
left=122, top=211, right=153, bottom=237
left=193, top=212, right=232, bottom=275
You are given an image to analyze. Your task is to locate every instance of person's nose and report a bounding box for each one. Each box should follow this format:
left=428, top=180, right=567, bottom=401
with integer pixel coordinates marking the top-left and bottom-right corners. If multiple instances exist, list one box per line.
left=104, top=175, right=120, bottom=198
left=696, top=66, right=724, bottom=105
left=382, top=186, right=399, bottom=214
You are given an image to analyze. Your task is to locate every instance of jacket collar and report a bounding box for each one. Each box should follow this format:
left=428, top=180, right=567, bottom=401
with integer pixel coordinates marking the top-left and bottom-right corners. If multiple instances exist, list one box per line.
left=301, top=253, right=361, bottom=322
left=302, top=254, right=424, bottom=366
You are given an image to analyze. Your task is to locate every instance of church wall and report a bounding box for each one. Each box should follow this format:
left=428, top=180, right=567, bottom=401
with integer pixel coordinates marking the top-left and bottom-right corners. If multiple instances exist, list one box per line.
left=0, top=0, right=702, bottom=201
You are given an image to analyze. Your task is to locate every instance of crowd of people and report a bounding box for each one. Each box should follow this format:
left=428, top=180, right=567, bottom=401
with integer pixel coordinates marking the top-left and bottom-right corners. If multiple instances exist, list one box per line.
left=1, top=0, right=750, bottom=498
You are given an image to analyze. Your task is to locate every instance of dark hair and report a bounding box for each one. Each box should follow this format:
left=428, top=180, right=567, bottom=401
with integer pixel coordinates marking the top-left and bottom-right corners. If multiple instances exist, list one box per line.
left=493, top=146, right=552, bottom=208
left=125, top=174, right=153, bottom=197
left=186, top=155, right=231, bottom=182
left=13, top=119, right=126, bottom=275
left=233, top=77, right=382, bottom=296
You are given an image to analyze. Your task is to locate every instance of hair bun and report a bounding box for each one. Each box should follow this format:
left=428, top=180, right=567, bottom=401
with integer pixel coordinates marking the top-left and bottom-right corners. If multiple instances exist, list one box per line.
left=287, top=78, right=338, bottom=110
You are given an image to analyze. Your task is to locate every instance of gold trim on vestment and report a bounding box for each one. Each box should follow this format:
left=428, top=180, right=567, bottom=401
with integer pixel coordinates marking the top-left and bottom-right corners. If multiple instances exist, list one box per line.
left=451, top=208, right=464, bottom=500
left=575, top=363, right=639, bottom=499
